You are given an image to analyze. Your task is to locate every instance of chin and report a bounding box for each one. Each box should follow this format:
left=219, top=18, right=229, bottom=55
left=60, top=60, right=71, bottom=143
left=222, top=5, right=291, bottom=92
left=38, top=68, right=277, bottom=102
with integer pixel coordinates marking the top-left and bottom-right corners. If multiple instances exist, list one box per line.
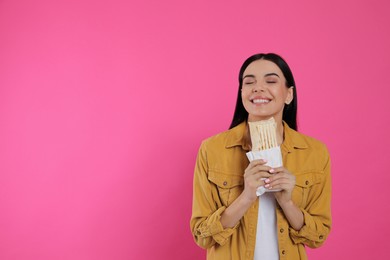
left=247, top=115, right=273, bottom=122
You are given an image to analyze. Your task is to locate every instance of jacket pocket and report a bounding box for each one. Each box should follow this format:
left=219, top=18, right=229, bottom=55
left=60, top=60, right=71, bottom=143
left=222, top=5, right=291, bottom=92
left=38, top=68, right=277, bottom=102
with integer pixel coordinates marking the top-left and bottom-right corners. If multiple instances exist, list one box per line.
left=208, top=170, right=244, bottom=206
left=293, top=171, right=323, bottom=208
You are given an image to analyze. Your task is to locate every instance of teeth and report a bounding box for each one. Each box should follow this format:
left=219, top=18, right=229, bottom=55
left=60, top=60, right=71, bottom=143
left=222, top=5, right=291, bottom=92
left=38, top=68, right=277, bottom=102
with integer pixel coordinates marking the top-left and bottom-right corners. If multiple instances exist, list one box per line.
left=253, top=99, right=269, bottom=104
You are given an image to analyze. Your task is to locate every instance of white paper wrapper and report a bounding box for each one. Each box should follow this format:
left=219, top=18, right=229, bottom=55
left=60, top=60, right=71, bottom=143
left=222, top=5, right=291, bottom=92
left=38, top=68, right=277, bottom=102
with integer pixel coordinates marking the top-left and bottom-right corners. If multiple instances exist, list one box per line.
left=246, top=146, right=283, bottom=196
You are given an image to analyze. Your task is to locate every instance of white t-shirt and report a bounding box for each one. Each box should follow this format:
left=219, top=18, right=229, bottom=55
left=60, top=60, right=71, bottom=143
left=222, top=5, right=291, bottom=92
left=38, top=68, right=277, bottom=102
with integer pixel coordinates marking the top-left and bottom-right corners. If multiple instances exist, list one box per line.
left=254, top=192, right=279, bottom=260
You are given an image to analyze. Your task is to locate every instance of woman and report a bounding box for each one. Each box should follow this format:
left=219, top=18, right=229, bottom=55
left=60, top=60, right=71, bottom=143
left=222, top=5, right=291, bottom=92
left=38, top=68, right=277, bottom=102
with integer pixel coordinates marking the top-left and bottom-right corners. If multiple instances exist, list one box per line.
left=190, top=53, right=331, bottom=259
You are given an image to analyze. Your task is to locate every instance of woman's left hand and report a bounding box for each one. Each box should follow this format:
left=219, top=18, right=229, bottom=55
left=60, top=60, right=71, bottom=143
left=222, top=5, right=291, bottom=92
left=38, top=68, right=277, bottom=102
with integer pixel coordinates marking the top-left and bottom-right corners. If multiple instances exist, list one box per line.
left=264, top=167, right=296, bottom=206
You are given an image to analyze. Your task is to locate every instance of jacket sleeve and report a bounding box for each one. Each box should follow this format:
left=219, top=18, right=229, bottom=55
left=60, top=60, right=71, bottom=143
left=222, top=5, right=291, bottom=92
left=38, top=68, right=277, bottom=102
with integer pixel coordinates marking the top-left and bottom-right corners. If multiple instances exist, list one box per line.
left=289, top=144, right=332, bottom=248
left=190, top=142, right=239, bottom=249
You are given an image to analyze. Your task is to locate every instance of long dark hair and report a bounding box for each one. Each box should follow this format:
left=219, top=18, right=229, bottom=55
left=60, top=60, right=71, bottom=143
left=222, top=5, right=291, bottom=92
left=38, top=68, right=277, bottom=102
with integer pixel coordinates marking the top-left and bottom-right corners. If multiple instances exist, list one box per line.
left=229, top=53, right=298, bottom=130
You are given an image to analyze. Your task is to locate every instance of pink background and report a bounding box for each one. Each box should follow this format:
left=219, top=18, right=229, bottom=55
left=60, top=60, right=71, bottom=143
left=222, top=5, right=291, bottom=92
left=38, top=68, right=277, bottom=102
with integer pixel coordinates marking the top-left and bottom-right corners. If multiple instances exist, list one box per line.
left=1, top=0, right=389, bottom=259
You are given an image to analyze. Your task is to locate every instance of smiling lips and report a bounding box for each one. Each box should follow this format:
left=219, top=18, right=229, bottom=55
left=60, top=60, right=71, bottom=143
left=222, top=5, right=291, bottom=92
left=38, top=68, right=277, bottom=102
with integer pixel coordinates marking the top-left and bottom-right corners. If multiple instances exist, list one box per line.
left=251, top=97, right=271, bottom=104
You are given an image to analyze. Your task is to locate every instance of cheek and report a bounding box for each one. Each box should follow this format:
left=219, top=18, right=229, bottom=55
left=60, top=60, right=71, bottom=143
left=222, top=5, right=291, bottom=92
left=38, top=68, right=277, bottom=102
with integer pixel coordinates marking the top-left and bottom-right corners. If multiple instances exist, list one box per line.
left=241, top=88, right=251, bottom=99
left=241, top=91, right=251, bottom=106
left=240, top=91, right=251, bottom=111
left=271, top=87, right=289, bottom=101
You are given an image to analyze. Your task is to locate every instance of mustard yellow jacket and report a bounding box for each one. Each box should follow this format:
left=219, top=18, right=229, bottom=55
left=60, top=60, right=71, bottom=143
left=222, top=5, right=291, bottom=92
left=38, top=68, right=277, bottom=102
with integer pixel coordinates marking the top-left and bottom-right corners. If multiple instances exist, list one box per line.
left=190, top=121, right=331, bottom=260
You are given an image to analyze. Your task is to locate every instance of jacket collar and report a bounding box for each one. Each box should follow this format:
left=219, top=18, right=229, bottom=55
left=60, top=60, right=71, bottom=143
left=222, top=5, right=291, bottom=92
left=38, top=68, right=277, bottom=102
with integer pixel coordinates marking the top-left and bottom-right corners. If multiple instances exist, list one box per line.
left=282, top=122, right=308, bottom=153
left=225, top=121, right=308, bottom=152
left=225, top=121, right=250, bottom=150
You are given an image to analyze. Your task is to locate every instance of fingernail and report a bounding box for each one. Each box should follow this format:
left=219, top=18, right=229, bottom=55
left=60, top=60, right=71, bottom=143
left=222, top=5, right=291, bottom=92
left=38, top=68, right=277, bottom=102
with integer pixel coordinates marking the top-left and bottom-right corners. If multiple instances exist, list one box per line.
left=265, top=184, right=270, bottom=188
left=264, top=178, right=270, bottom=183
left=269, top=169, right=274, bottom=173
left=262, top=159, right=268, bottom=163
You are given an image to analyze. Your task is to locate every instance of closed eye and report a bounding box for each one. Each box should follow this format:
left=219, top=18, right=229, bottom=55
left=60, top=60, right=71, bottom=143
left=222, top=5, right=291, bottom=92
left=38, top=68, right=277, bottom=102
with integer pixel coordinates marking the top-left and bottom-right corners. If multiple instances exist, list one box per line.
left=264, top=73, right=280, bottom=84
left=243, top=75, right=256, bottom=85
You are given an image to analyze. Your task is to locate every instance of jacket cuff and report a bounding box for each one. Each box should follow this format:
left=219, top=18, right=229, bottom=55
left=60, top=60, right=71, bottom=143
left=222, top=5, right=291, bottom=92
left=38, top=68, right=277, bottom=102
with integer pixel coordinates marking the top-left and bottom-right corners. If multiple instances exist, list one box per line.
left=196, top=206, right=240, bottom=246
left=289, top=208, right=327, bottom=245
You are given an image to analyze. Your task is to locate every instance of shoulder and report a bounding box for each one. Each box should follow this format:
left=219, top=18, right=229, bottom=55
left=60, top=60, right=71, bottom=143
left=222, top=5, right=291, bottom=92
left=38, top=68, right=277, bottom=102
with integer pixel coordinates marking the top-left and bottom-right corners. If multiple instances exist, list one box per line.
left=298, top=131, right=329, bottom=153
left=284, top=125, right=331, bottom=172
left=194, top=129, right=233, bottom=171
left=200, top=128, right=233, bottom=151
left=290, top=132, right=332, bottom=195
left=199, top=122, right=246, bottom=151
left=290, top=126, right=330, bottom=169
left=285, top=124, right=329, bottom=155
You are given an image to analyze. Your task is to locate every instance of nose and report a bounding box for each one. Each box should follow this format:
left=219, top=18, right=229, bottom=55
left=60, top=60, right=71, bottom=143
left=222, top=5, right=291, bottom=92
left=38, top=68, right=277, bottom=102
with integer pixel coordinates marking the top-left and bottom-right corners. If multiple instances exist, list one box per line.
left=252, top=82, right=265, bottom=93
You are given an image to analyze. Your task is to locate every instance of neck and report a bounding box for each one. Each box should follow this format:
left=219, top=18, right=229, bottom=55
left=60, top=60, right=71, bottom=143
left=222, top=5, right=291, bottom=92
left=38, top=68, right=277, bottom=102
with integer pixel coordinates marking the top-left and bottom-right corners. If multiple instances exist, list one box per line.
left=276, top=120, right=284, bottom=146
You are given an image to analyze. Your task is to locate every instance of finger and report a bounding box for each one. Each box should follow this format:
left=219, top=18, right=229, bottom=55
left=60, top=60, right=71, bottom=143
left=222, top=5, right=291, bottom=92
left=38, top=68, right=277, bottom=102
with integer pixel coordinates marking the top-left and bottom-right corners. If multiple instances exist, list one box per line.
left=245, top=165, right=273, bottom=178
left=258, top=178, right=267, bottom=187
left=272, top=167, right=284, bottom=172
left=266, top=179, right=294, bottom=190
left=269, top=174, right=296, bottom=187
left=266, top=183, right=293, bottom=191
left=272, top=167, right=292, bottom=175
left=255, top=174, right=271, bottom=183
left=249, top=159, right=268, bottom=168
left=246, top=173, right=272, bottom=185
left=264, top=176, right=290, bottom=186
left=253, top=170, right=273, bottom=180
left=263, top=173, right=287, bottom=183
left=253, top=163, right=273, bottom=172
left=246, top=177, right=266, bottom=190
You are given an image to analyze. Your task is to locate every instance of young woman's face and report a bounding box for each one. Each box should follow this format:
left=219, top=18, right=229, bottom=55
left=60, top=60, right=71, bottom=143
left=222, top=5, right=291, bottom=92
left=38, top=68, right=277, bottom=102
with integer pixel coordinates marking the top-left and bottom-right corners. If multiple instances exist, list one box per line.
left=241, top=59, right=293, bottom=123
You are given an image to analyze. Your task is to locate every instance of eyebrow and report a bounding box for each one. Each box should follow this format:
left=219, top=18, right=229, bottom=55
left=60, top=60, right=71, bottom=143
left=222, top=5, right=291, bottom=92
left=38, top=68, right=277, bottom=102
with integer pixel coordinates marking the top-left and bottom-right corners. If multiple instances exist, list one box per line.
left=243, top=73, right=280, bottom=79
left=243, top=75, right=255, bottom=79
left=264, top=73, right=280, bottom=78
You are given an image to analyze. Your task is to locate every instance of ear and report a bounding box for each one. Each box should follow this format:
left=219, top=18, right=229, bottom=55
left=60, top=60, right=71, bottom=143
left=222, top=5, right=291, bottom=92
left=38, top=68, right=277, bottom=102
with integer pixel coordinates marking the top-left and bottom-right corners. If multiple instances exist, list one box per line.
left=285, top=86, right=294, bottom=105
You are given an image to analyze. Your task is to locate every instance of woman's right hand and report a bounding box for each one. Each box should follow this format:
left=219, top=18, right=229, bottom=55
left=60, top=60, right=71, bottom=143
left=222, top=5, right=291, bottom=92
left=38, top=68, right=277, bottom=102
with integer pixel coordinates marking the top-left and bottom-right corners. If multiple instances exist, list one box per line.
left=242, top=159, right=273, bottom=203
left=220, top=159, right=273, bottom=228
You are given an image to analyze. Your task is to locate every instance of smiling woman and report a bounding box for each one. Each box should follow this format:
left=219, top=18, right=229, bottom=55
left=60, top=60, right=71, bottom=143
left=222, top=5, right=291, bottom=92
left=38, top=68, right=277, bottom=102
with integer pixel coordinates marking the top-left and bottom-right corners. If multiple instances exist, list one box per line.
left=190, top=53, right=331, bottom=260
left=241, top=59, right=294, bottom=140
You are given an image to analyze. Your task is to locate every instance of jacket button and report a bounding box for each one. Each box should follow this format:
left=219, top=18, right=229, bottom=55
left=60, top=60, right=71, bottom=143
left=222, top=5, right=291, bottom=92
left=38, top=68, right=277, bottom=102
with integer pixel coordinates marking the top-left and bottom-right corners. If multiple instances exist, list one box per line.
left=305, top=180, right=309, bottom=185
left=280, top=228, right=284, bottom=233
left=282, top=250, right=285, bottom=255
left=223, top=181, right=228, bottom=186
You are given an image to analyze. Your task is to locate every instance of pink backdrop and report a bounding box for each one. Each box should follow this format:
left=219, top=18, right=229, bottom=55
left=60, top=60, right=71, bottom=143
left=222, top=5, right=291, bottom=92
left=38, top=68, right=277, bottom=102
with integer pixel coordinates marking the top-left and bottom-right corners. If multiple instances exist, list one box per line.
left=1, top=0, right=389, bottom=259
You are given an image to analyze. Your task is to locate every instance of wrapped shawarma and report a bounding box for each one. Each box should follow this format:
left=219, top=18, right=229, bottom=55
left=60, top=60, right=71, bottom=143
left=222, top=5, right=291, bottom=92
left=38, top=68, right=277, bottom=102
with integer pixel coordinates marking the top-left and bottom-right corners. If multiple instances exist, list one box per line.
left=246, top=117, right=283, bottom=196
